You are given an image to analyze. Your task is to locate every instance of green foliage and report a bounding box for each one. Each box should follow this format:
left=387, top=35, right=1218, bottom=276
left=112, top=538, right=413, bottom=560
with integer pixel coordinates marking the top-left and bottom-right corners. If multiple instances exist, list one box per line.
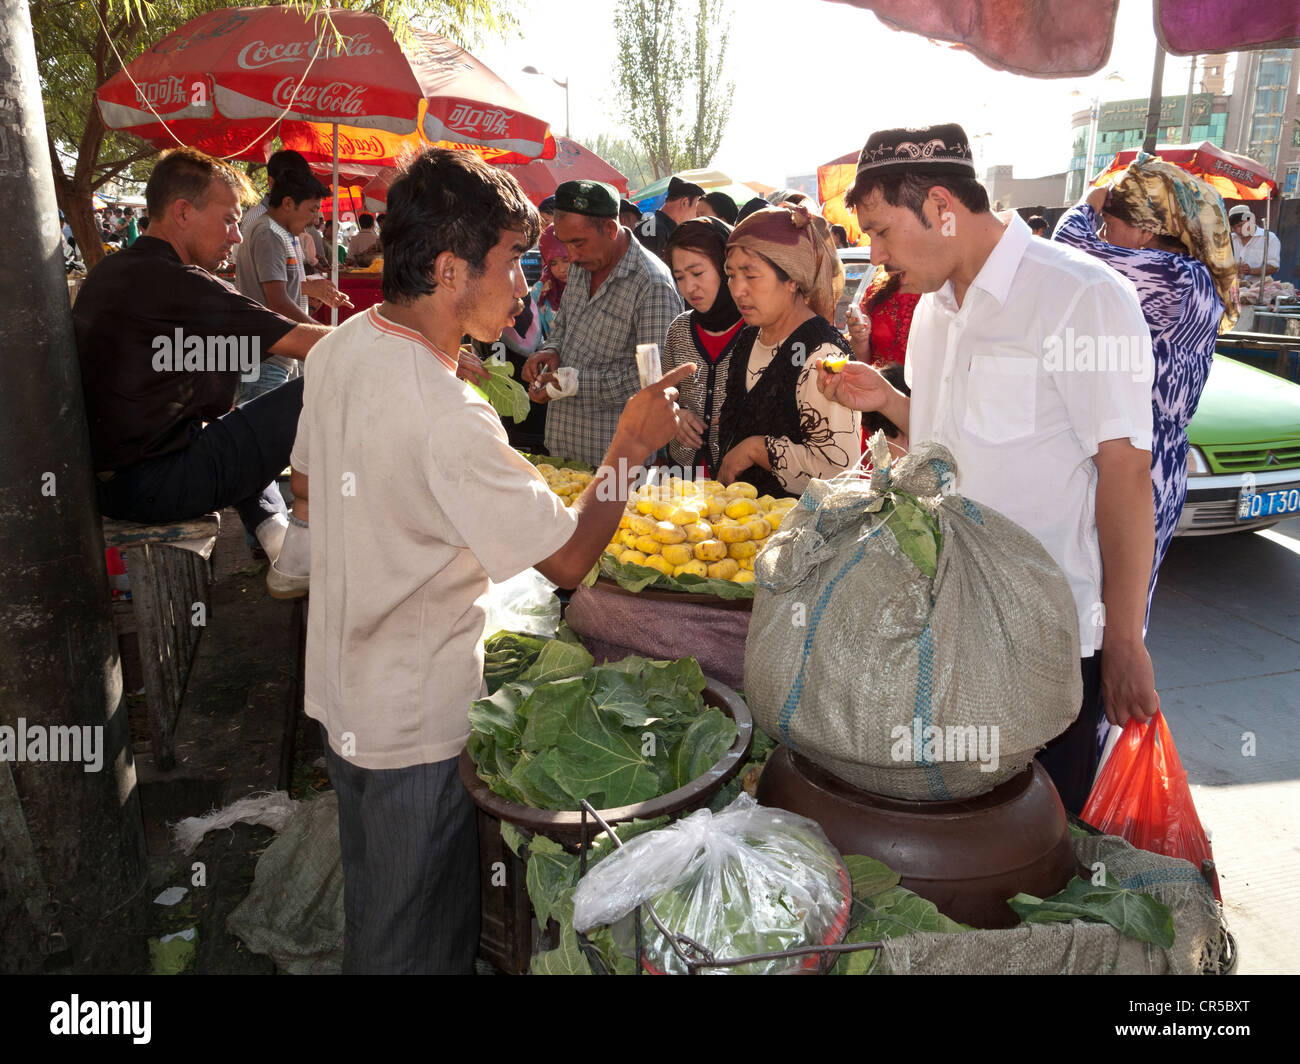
left=470, top=357, right=530, bottom=424
left=880, top=492, right=942, bottom=580
left=482, top=630, right=548, bottom=693
left=1008, top=878, right=1176, bottom=949
left=469, top=643, right=737, bottom=811
left=599, top=551, right=755, bottom=599
left=612, top=0, right=735, bottom=178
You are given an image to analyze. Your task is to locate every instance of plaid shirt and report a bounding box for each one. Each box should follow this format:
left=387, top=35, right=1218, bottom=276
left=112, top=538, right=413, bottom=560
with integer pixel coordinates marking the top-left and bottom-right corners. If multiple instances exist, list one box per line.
left=539, top=231, right=682, bottom=466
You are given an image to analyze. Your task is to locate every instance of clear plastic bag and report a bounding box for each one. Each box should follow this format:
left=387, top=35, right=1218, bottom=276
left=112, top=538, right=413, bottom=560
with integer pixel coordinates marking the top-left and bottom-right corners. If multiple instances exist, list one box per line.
left=482, top=568, right=561, bottom=639
left=571, top=794, right=851, bottom=975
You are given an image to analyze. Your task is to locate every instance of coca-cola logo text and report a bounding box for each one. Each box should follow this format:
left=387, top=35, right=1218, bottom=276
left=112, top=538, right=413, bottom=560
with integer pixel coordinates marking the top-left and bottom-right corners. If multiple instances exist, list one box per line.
left=336, top=133, right=385, bottom=158
left=135, top=75, right=194, bottom=110
left=272, top=78, right=367, bottom=117
left=237, top=32, right=378, bottom=71
left=446, top=104, right=511, bottom=139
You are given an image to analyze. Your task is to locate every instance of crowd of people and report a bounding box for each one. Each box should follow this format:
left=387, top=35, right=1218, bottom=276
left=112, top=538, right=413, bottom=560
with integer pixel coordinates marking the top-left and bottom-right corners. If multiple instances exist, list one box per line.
left=69, top=118, right=1262, bottom=973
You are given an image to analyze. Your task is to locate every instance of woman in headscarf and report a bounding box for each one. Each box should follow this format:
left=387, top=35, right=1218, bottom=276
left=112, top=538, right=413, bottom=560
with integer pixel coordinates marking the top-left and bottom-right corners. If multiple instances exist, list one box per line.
left=661, top=217, right=745, bottom=476
left=716, top=203, right=860, bottom=497
left=1054, top=155, right=1238, bottom=630
left=528, top=224, right=568, bottom=342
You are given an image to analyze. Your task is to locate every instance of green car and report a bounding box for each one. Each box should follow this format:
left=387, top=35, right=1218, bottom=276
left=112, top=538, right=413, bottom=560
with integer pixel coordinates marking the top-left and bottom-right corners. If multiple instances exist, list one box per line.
left=1178, top=355, right=1300, bottom=534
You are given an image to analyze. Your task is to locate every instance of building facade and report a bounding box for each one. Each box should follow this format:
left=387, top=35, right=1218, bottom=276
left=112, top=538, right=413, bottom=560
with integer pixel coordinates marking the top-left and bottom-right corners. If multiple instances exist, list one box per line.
left=1065, top=49, right=1300, bottom=202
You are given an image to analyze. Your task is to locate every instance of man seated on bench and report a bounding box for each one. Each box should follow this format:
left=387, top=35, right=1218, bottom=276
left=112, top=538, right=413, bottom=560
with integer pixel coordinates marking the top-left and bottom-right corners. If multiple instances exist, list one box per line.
left=75, top=147, right=329, bottom=591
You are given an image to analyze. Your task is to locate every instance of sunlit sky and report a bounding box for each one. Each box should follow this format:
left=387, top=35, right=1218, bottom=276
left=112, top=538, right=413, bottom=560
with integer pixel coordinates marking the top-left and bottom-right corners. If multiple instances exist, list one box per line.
left=476, top=0, right=1239, bottom=192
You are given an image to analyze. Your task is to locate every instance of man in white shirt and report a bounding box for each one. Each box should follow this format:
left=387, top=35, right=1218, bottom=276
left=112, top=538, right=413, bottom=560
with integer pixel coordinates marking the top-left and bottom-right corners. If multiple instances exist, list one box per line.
left=1228, top=204, right=1281, bottom=279
left=289, top=147, right=693, bottom=973
left=818, top=123, right=1160, bottom=814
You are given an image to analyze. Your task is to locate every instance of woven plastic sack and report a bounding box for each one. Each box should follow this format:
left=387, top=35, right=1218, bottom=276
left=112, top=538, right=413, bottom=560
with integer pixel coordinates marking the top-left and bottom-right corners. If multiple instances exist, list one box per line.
left=744, top=435, right=1082, bottom=800
left=1081, top=711, right=1221, bottom=901
left=571, top=794, right=851, bottom=975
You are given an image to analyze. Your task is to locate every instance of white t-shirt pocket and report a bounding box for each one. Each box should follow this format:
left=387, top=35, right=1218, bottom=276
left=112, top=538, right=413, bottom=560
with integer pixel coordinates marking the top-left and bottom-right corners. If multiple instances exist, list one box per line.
left=964, top=354, right=1038, bottom=442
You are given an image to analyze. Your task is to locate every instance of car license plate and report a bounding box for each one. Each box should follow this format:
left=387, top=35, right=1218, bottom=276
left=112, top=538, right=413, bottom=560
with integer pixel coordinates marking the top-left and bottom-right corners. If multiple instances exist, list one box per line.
left=1237, top=487, right=1300, bottom=521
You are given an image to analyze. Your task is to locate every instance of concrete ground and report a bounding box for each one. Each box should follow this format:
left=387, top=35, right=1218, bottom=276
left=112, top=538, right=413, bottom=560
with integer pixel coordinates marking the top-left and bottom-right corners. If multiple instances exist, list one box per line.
left=1147, top=514, right=1300, bottom=976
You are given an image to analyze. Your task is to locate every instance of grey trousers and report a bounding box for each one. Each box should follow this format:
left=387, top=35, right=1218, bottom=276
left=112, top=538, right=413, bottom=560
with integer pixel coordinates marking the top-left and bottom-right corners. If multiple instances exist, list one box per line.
left=324, top=730, right=480, bottom=974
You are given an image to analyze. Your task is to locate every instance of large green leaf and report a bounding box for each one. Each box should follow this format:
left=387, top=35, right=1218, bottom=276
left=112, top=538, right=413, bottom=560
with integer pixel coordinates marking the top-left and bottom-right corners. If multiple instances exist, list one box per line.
left=668, top=707, right=738, bottom=788
left=530, top=892, right=593, bottom=975
left=510, top=749, right=575, bottom=810
left=524, top=837, right=581, bottom=927
left=1007, top=878, right=1175, bottom=948
left=471, top=358, right=531, bottom=424
left=519, top=639, right=594, bottom=685
left=519, top=677, right=588, bottom=752
left=467, top=682, right=528, bottom=751
left=588, top=670, right=659, bottom=729
left=552, top=700, right=663, bottom=808
left=885, top=493, right=942, bottom=580
left=842, top=855, right=902, bottom=900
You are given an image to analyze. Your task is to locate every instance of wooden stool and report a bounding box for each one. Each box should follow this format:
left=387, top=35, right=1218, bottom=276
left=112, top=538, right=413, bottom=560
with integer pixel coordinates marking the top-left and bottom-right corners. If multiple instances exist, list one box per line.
left=103, top=514, right=220, bottom=770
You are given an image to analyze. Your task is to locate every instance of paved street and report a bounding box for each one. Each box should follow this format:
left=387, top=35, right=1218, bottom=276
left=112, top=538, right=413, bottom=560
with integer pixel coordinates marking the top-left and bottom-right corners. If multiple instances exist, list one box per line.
left=1147, top=514, right=1300, bottom=975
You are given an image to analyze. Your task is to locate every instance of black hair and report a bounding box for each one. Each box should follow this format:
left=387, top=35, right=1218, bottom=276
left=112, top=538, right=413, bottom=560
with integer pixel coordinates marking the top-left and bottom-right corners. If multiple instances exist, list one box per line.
left=358, top=213, right=375, bottom=230
left=829, top=223, right=849, bottom=246
left=382, top=148, right=540, bottom=304
left=702, top=191, right=739, bottom=225
left=266, top=149, right=312, bottom=184
left=269, top=169, right=329, bottom=209
left=1027, top=214, right=1048, bottom=232
left=849, top=171, right=990, bottom=226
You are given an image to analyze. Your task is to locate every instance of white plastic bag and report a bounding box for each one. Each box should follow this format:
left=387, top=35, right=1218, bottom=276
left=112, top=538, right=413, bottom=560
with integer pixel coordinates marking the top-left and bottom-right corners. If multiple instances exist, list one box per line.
left=571, top=794, right=851, bottom=975
left=482, top=568, right=561, bottom=639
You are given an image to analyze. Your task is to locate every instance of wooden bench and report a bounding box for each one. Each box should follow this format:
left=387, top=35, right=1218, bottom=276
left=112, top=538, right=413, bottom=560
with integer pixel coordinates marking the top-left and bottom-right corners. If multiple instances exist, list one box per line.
left=103, top=513, right=221, bottom=771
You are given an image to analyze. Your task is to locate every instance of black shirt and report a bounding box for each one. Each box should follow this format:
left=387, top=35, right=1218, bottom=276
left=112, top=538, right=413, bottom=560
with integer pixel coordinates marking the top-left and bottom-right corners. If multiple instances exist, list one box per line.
left=633, top=209, right=676, bottom=262
left=74, top=236, right=297, bottom=471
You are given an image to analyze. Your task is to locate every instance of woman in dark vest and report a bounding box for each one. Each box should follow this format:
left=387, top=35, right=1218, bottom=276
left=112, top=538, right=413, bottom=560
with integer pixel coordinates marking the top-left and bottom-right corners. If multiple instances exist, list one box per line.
left=660, top=217, right=744, bottom=477
left=717, top=203, right=860, bottom=498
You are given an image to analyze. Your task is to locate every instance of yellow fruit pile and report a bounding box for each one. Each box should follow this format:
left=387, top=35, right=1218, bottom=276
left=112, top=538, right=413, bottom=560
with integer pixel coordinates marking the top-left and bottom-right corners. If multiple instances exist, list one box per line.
left=604, top=478, right=798, bottom=585
left=534, top=462, right=594, bottom=506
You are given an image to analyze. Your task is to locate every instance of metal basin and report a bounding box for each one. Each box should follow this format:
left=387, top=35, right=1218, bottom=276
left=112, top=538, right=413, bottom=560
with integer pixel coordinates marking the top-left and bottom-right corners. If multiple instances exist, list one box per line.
left=460, top=678, right=754, bottom=848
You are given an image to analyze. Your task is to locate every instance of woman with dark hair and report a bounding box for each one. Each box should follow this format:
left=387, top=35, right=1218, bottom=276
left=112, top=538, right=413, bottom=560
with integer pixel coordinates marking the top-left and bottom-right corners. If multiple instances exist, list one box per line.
left=716, top=204, right=860, bottom=497
left=1054, top=156, right=1238, bottom=629
left=660, top=217, right=744, bottom=475
left=847, top=266, right=919, bottom=368
left=528, top=224, right=568, bottom=342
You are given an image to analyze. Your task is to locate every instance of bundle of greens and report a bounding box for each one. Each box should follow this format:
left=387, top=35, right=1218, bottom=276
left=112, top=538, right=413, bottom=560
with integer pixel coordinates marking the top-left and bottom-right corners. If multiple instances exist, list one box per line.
left=482, top=631, right=548, bottom=695
left=468, top=642, right=739, bottom=811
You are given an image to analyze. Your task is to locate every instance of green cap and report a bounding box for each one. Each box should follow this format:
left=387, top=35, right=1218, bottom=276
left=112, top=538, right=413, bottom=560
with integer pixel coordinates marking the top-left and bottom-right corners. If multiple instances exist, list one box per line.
left=553, top=179, right=620, bottom=219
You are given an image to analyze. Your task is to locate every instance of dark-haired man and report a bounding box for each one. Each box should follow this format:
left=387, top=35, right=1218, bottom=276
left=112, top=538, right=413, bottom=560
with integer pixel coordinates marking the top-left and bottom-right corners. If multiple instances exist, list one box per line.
left=521, top=179, right=683, bottom=466
left=347, top=212, right=380, bottom=261
left=289, top=148, right=692, bottom=974
left=74, top=146, right=333, bottom=567
left=619, top=197, right=643, bottom=229
left=1027, top=214, right=1048, bottom=237
left=633, top=174, right=706, bottom=260
left=236, top=169, right=347, bottom=400
left=816, top=123, right=1158, bottom=815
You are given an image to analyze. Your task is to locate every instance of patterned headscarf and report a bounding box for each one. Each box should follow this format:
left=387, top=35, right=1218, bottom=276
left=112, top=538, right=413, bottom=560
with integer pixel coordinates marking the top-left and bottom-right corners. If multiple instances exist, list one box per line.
left=725, top=203, right=844, bottom=321
left=537, top=224, right=567, bottom=311
left=1106, top=154, right=1239, bottom=332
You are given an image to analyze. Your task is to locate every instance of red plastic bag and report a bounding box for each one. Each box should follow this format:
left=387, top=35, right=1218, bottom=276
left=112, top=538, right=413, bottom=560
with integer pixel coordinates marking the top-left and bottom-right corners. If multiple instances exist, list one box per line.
left=1081, top=711, right=1221, bottom=902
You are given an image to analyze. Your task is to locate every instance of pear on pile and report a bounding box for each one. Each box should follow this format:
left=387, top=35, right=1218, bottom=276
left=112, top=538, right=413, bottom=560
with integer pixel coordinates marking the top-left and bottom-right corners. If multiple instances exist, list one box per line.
left=603, top=477, right=798, bottom=585
left=534, top=462, right=593, bottom=506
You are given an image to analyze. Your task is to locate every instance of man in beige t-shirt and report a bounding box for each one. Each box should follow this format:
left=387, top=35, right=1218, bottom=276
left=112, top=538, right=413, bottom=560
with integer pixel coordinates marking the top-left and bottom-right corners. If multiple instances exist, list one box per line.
left=289, top=148, right=693, bottom=974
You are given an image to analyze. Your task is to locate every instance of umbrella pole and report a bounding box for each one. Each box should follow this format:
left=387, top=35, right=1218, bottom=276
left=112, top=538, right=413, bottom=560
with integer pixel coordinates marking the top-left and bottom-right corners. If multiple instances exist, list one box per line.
left=332, top=122, right=340, bottom=326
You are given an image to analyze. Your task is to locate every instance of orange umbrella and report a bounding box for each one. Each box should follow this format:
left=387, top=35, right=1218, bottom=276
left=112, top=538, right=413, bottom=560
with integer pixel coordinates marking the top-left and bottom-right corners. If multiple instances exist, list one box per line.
left=817, top=150, right=868, bottom=246
left=1091, top=141, right=1277, bottom=201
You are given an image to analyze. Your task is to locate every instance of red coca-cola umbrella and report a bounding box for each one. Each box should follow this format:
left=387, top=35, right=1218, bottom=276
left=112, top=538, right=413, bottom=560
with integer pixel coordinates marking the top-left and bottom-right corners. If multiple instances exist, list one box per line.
left=97, top=5, right=555, bottom=303
left=97, top=7, right=555, bottom=165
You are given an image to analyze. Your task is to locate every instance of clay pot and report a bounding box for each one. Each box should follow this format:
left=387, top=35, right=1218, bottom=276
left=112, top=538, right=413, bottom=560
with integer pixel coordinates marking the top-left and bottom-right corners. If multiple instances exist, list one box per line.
left=756, top=746, right=1079, bottom=929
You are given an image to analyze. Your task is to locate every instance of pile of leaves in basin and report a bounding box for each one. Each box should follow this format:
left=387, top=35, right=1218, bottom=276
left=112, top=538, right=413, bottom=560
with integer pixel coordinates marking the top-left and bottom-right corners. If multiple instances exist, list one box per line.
left=468, top=639, right=738, bottom=810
